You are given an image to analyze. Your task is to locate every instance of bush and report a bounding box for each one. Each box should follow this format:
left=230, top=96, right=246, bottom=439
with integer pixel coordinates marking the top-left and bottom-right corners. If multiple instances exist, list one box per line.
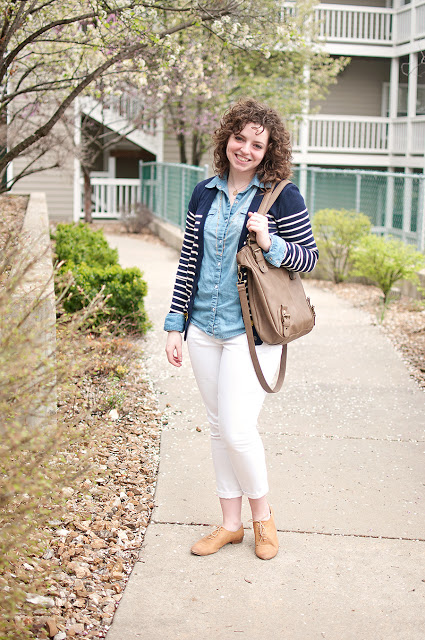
left=63, top=262, right=151, bottom=333
left=313, top=208, right=371, bottom=283
left=52, top=222, right=118, bottom=267
left=53, top=223, right=150, bottom=335
left=352, top=234, right=425, bottom=303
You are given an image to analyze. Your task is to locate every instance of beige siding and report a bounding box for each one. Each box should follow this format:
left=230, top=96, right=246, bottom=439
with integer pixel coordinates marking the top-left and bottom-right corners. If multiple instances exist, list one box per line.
left=163, top=134, right=182, bottom=164
left=313, top=57, right=391, bottom=116
left=12, top=156, right=74, bottom=222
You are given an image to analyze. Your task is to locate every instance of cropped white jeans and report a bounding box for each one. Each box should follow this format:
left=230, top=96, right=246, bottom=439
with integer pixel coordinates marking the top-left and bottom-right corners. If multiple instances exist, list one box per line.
left=186, top=323, right=282, bottom=499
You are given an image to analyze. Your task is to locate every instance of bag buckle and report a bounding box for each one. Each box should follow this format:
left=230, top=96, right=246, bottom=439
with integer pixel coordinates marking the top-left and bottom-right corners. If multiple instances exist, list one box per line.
left=307, top=297, right=316, bottom=319
left=282, top=309, right=290, bottom=330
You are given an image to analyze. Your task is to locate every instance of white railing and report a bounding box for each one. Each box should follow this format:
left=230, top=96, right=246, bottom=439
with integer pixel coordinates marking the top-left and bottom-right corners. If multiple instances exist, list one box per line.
left=392, top=119, right=408, bottom=154
left=388, top=117, right=425, bottom=155
left=291, top=115, right=425, bottom=157
left=412, top=117, right=425, bottom=154
left=292, top=116, right=389, bottom=153
left=310, top=116, right=389, bottom=152
left=104, top=94, right=157, bottom=134
left=284, top=1, right=425, bottom=47
left=80, top=177, right=140, bottom=218
left=396, top=5, right=412, bottom=44
left=315, top=4, right=392, bottom=44
left=416, top=2, right=425, bottom=39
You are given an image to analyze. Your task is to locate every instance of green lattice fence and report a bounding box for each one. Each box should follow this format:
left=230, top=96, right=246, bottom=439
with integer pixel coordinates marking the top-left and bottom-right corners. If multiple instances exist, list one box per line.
left=141, top=163, right=425, bottom=251
left=140, top=162, right=208, bottom=228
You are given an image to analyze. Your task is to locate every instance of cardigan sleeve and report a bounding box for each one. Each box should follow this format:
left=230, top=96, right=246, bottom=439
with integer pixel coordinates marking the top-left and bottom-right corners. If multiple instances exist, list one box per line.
left=266, top=183, right=319, bottom=273
left=163, top=183, right=202, bottom=331
left=163, top=207, right=196, bottom=332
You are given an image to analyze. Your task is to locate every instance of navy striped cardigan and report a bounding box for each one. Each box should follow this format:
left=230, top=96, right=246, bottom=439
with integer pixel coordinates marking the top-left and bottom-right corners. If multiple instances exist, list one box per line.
left=168, top=177, right=319, bottom=338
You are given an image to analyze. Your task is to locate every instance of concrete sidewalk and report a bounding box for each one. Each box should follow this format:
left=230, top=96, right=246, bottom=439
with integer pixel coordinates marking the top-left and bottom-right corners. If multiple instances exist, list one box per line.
left=105, top=233, right=425, bottom=640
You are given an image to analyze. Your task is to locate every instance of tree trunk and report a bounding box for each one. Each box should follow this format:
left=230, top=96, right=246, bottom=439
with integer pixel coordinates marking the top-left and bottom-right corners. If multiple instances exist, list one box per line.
left=177, top=132, right=187, bottom=165
left=0, top=105, right=7, bottom=189
left=191, top=132, right=201, bottom=167
left=83, top=168, right=92, bottom=224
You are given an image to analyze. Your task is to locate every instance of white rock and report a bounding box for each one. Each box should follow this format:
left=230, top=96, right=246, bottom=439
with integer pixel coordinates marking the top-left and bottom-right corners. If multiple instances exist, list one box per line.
left=25, top=593, right=55, bottom=607
left=109, top=408, right=119, bottom=420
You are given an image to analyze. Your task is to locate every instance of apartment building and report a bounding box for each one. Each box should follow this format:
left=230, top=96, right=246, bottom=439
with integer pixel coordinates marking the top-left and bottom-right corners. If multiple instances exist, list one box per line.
left=11, top=0, right=425, bottom=222
left=293, top=0, right=425, bottom=185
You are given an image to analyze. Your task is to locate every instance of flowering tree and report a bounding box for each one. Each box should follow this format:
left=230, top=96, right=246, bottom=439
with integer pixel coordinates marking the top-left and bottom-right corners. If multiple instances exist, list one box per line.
left=0, top=0, right=281, bottom=191
left=157, top=5, right=347, bottom=165
left=0, top=0, right=347, bottom=193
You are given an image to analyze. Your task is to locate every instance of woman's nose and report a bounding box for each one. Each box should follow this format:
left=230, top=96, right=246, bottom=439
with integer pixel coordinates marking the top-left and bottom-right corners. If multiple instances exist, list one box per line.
left=240, top=141, right=250, bottom=155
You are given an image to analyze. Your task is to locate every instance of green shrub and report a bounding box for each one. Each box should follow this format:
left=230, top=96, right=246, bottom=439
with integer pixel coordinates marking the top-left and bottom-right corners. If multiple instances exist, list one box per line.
left=63, top=263, right=151, bottom=333
left=313, top=208, right=371, bottom=283
left=53, top=223, right=150, bottom=335
left=352, top=234, right=425, bottom=303
left=52, top=222, right=118, bottom=267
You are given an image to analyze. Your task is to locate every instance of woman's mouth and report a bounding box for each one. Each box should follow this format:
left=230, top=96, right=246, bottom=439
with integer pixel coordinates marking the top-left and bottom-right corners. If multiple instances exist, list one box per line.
left=235, top=154, right=250, bottom=163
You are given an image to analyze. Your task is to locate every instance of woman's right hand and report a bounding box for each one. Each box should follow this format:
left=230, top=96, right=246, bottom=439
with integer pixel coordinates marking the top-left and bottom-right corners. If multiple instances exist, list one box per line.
left=165, top=331, right=183, bottom=367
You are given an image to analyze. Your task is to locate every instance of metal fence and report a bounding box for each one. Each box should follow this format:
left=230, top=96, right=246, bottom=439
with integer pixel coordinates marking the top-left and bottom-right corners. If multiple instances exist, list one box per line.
left=293, top=167, right=425, bottom=251
left=140, top=162, right=208, bottom=228
left=140, top=162, right=425, bottom=252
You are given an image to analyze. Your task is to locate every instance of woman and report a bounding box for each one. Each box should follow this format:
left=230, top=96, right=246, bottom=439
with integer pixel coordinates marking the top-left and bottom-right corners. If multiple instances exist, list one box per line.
left=164, top=98, right=318, bottom=560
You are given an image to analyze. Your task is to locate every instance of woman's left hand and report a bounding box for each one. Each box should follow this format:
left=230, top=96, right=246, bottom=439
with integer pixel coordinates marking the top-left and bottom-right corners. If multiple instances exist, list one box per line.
left=246, top=211, right=271, bottom=252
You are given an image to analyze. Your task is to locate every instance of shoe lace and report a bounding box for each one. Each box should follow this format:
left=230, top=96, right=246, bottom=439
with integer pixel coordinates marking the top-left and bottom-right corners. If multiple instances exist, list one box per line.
left=207, top=526, right=222, bottom=540
left=257, top=521, right=268, bottom=542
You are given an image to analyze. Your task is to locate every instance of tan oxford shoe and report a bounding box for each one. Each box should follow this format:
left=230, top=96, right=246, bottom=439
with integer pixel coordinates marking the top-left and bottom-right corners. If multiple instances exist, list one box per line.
left=190, top=525, right=244, bottom=556
left=253, top=507, right=279, bottom=560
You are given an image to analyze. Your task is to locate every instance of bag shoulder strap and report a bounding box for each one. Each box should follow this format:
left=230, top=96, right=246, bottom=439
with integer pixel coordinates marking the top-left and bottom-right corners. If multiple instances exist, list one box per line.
left=257, top=179, right=291, bottom=217
left=237, top=280, right=287, bottom=393
left=239, top=179, right=291, bottom=393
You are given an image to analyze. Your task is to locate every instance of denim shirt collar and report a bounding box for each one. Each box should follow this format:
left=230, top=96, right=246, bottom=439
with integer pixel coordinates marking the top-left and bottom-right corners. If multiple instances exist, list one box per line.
left=206, top=173, right=262, bottom=194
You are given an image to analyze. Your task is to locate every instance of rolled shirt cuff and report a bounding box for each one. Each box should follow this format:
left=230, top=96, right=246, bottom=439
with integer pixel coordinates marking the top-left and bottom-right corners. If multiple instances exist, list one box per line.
left=164, top=312, right=185, bottom=332
left=262, top=234, right=287, bottom=267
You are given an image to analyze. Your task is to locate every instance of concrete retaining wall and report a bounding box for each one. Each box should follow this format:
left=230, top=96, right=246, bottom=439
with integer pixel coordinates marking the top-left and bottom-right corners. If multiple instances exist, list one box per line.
left=18, top=192, right=57, bottom=427
left=149, top=218, right=183, bottom=253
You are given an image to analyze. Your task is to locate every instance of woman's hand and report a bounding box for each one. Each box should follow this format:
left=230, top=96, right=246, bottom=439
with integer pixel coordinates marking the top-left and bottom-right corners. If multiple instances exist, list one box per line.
left=247, top=211, right=271, bottom=252
left=165, top=331, right=183, bottom=367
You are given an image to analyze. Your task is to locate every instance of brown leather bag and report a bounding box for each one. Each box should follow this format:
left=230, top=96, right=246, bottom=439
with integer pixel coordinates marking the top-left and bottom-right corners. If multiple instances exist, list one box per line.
left=236, top=180, right=316, bottom=393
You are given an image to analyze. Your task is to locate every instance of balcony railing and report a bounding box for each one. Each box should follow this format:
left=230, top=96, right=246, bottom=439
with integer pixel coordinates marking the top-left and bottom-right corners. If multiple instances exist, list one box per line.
left=315, top=4, right=392, bottom=44
left=292, top=1, right=425, bottom=47
left=103, top=94, right=157, bottom=134
left=291, top=115, right=425, bottom=157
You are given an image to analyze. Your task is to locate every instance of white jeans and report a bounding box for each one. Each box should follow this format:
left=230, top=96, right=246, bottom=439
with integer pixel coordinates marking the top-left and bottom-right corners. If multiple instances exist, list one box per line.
left=187, top=323, right=282, bottom=499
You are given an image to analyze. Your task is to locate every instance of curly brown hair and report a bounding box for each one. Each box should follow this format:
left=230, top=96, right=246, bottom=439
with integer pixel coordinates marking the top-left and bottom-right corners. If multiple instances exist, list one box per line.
left=212, top=98, right=292, bottom=184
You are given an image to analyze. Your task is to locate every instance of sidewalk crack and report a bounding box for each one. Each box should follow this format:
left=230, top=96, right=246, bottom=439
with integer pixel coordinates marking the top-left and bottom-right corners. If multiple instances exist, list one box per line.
left=151, top=520, right=424, bottom=542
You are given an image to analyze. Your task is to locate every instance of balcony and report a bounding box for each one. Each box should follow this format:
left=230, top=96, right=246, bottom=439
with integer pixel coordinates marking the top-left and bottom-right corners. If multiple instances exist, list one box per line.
left=293, top=1, right=425, bottom=52
left=315, top=4, right=393, bottom=45
left=291, top=115, right=425, bottom=164
left=79, top=95, right=163, bottom=160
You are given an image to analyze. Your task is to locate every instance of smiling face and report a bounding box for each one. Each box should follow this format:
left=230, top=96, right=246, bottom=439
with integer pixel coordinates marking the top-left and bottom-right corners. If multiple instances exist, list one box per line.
left=226, top=122, right=269, bottom=183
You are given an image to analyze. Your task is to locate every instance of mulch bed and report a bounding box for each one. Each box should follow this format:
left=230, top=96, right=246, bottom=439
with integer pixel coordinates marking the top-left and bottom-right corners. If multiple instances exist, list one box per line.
left=7, top=333, right=163, bottom=640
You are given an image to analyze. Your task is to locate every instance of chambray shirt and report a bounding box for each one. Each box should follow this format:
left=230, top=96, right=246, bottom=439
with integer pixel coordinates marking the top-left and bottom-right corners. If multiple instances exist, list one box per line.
left=165, top=174, right=287, bottom=339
